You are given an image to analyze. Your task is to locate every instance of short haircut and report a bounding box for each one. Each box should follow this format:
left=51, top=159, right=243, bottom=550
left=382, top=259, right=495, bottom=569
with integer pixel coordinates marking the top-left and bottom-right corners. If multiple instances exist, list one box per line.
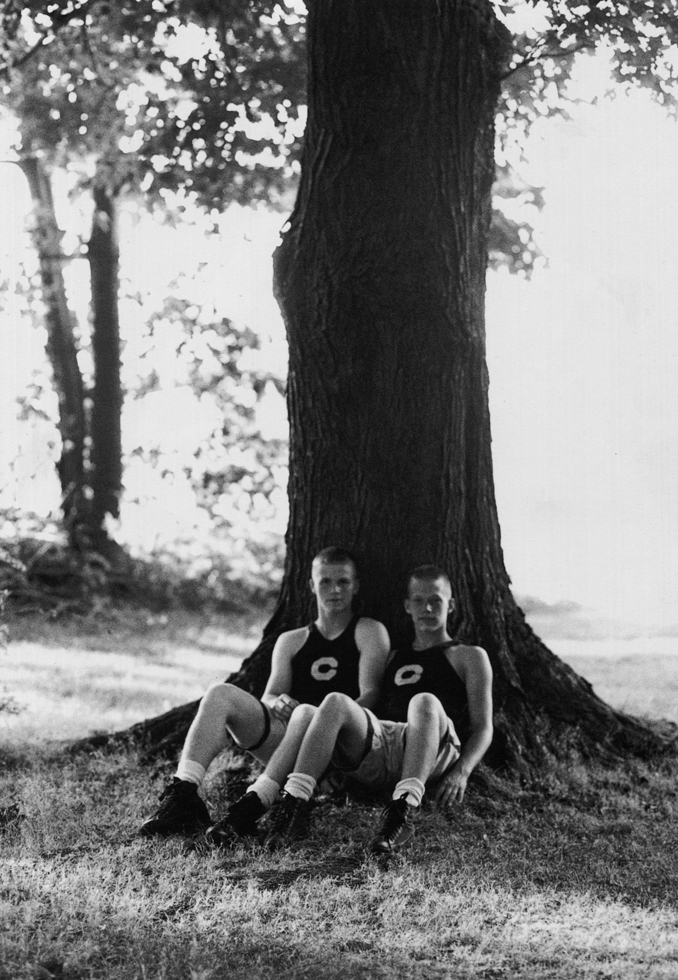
left=407, top=564, right=451, bottom=593
left=312, top=546, right=358, bottom=573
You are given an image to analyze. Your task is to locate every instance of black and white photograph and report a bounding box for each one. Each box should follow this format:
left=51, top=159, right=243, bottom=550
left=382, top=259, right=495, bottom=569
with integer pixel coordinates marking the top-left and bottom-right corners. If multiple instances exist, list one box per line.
left=1, top=1, right=677, bottom=977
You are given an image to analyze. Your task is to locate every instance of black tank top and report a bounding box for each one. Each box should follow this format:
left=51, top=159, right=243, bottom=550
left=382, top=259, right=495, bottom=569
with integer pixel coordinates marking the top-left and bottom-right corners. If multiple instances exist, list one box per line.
left=289, top=615, right=362, bottom=705
left=377, top=642, right=469, bottom=736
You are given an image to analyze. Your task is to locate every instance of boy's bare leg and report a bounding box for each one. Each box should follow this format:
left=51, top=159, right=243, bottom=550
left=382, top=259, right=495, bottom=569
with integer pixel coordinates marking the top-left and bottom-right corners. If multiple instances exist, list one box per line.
left=204, top=704, right=319, bottom=846
left=291, top=692, right=370, bottom=784
left=179, top=682, right=283, bottom=778
left=399, top=692, right=449, bottom=785
left=264, top=693, right=370, bottom=846
left=140, top=683, right=282, bottom=838
left=370, top=693, right=449, bottom=856
left=261, top=704, right=318, bottom=787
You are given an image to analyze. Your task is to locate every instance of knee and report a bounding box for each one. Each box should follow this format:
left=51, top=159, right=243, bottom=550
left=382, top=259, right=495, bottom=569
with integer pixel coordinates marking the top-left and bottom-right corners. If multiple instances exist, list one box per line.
left=318, top=691, right=353, bottom=721
left=288, top=703, right=317, bottom=728
left=408, top=691, right=443, bottom=721
left=200, top=682, right=237, bottom=713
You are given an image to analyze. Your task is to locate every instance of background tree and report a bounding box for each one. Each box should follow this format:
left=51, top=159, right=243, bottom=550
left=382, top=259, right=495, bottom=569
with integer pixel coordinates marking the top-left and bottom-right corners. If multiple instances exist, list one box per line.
left=0, top=0, right=304, bottom=556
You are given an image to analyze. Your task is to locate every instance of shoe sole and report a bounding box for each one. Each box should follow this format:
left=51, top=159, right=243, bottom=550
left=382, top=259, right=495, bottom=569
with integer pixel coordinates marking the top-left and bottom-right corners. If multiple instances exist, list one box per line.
left=139, top=820, right=210, bottom=839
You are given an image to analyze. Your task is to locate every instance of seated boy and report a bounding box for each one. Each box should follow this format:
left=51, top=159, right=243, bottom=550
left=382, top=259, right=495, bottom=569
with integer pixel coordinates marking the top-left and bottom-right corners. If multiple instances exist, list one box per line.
left=139, top=547, right=390, bottom=839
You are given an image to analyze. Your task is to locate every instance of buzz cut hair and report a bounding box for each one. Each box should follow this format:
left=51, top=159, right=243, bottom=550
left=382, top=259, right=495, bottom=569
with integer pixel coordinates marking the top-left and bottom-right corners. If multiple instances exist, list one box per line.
left=407, top=564, right=451, bottom=593
left=312, top=546, right=358, bottom=573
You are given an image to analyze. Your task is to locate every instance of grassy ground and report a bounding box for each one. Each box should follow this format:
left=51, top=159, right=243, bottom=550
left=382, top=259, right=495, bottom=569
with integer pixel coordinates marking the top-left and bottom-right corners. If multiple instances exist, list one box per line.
left=2, top=607, right=678, bottom=980
left=1, top=605, right=269, bottom=743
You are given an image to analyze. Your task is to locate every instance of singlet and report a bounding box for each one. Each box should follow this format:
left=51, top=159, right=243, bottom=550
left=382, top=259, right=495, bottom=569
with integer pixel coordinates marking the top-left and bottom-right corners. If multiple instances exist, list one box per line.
left=289, top=615, right=362, bottom=705
left=377, top=641, right=470, bottom=737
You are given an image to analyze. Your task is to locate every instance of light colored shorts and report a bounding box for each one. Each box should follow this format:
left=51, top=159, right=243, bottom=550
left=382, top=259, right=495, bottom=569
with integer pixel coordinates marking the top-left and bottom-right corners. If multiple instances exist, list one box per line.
left=334, top=707, right=461, bottom=798
left=233, top=699, right=288, bottom=764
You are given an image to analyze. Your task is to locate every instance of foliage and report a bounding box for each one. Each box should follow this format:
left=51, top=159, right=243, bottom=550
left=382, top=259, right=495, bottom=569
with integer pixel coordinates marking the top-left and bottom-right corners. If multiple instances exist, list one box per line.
left=135, top=293, right=288, bottom=535
left=1, top=0, right=306, bottom=209
left=498, top=0, right=678, bottom=145
left=490, top=0, right=678, bottom=273
left=137, top=1, right=307, bottom=209
left=0, top=0, right=618, bottom=277
left=4, top=0, right=676, bottom=273
left=0, top=521, right=280, bottom=621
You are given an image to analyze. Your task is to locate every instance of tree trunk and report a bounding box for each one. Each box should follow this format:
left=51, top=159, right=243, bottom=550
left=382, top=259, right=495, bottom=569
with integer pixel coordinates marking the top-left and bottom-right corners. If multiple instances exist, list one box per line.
left=266, top=0, right=671, bottom=771
left=87, top=0, right=674, bottom=770
left=18, top=153, right=87, bottom=526
left=87, top=180, right=124, bottom=556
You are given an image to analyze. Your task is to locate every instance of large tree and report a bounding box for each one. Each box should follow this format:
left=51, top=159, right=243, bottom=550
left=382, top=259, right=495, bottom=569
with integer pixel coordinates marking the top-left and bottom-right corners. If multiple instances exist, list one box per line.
left=232, top=0, right=678, bottom=773
left=100, top=0, right=678, bottom=773
left=8, top=0, right=678, bottom=770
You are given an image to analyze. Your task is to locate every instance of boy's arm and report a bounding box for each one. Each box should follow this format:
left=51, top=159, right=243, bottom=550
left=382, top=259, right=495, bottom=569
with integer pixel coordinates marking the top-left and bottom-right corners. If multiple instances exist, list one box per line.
left=261, top=628, right=309, bottom=722
left=354, top=618, right=391, bottom=710
left=435, top=646, right=493, bottom=805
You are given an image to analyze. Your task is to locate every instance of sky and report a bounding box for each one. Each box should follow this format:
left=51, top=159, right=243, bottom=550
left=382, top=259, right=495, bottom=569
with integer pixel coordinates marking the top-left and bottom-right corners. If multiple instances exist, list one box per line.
left=486, top=86, right=678, bottom=634
left=1, top=52, right=677, bottom=636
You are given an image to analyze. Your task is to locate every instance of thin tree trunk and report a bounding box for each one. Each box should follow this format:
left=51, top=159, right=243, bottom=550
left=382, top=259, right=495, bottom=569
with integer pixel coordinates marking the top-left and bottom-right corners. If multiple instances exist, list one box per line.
left=18, top=154, right=87, bottom=527
left=87, top=180, right=123, bottom=551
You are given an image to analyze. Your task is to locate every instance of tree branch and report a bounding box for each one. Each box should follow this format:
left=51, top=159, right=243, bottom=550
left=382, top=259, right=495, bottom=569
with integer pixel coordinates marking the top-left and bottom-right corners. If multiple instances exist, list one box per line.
left=0, top=0, right=99, bottom=77
left=502, top=38, right=594, bottom=80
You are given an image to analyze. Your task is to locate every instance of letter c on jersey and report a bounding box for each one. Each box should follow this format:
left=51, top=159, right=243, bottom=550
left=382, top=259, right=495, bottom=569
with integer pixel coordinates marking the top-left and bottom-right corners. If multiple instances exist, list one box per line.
left=394, top=664, right=424, bottom=686
left=311, top=656, right=339, bottom=682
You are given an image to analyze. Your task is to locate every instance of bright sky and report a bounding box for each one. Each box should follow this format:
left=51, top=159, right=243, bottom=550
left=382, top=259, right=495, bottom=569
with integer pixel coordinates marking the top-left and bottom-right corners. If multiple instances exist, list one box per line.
left=1, top=55, right=677, bottom=633
left=486, top=86, right=678, bottom=632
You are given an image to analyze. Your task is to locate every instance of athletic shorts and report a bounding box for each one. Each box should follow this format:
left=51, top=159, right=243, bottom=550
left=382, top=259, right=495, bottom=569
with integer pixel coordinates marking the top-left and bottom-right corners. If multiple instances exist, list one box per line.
left=333, top=708, right=461, bottom=797
left=233, top=700, right=288, bottom=763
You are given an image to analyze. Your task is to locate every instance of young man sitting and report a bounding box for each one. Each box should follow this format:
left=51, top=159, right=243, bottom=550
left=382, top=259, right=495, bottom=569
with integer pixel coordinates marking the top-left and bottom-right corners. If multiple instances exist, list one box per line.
left=265, top=564, right=493, bottom=854
left=139, top=547, right=390, bottom=840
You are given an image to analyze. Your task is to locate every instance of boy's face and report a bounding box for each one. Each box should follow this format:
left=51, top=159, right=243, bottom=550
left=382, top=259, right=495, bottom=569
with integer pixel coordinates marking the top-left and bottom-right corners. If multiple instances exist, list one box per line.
left=310, top=560, right=359, bottom=613
left=405, top=576, right=453, bottom=633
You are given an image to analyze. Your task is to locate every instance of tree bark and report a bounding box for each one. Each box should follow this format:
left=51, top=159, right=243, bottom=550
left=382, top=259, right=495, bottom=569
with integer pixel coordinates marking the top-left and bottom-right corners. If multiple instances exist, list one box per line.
left=87, top=179, right=124, bottom=553
left=18, top=154, right=87, bottom=524
left=86, top=0, right=674, bottom=770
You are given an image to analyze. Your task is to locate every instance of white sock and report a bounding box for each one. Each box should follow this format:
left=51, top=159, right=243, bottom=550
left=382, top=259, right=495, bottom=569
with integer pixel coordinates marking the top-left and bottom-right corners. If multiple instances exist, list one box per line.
left=284, top=772, right=317, bottom=802
left=247, top=774, right=280, bottom=809
left=175, top=759, right=206, bottom=787
left=393, top=777, right=425, bottom=807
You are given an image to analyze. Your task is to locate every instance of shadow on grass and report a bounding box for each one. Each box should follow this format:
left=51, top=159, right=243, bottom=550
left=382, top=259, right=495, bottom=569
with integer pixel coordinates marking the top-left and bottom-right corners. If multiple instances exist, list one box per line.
left=4, top=748, right=678, bottom=980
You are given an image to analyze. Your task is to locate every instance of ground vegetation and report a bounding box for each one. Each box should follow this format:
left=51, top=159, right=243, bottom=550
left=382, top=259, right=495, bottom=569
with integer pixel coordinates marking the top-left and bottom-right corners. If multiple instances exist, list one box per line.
left=2, top=618, right=678, bottom=980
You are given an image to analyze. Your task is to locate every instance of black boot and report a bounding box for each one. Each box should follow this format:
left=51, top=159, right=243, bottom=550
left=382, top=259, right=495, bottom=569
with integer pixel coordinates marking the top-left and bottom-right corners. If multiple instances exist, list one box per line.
left=369, top=796, right=415, bottom=855
left=264, top=792, right=311, bottom=849
left=205, top=791, right=267, bottom=848
left=139, top=778, right=211, bottom=838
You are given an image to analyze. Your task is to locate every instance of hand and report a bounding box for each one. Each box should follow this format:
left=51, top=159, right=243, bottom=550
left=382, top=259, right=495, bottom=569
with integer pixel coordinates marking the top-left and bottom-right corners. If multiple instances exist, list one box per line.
left=270, top=693, right=300, bottom=723
left=434, top=765, right=469, bottom=806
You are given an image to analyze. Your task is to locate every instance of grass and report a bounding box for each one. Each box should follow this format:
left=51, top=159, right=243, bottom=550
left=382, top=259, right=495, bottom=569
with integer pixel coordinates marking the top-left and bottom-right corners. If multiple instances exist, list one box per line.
left=1, top=605, right=269, bottom=743
left=553, top=639, right=678, bottom=726
left=2, top=608, right=678, bottom=979
left=3, top=748, right=678, bottom=979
